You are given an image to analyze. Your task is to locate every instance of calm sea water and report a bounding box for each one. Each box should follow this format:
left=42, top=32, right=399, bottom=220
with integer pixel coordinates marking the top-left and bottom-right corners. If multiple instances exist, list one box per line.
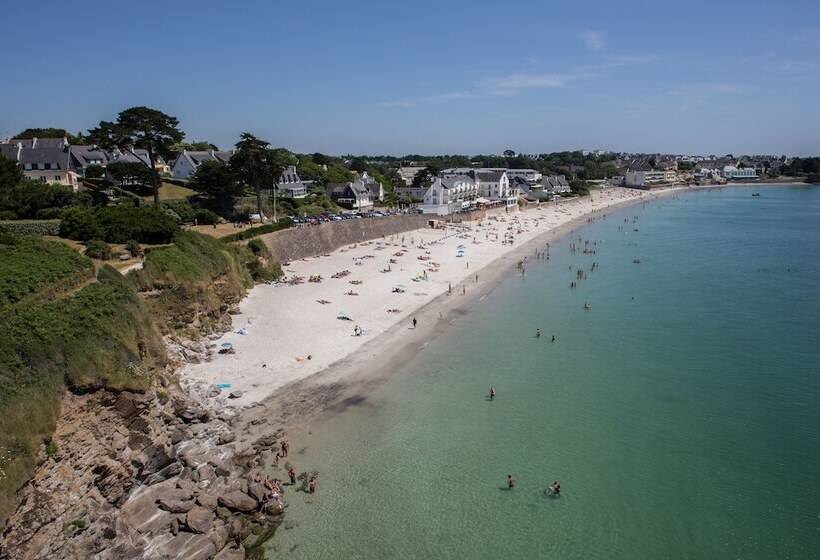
left=268, top=185, right=820, bottom=559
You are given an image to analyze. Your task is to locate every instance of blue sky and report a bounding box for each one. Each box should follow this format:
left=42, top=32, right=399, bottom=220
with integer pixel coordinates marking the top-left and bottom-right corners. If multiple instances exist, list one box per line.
left=2, top=0, right=819, bottom=155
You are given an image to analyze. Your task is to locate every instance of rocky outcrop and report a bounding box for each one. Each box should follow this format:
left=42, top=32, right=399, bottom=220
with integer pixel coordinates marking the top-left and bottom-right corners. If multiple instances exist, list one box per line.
left=0, top=389, right=284, bottom=559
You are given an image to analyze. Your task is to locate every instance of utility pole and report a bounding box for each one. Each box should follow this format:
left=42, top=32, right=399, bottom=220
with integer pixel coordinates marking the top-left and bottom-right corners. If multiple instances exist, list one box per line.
left=272, top=179, right=278, bottom=223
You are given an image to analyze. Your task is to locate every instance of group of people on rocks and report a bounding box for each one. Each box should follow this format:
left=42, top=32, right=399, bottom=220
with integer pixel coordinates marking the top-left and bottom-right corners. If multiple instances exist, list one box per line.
left=253, top=435, right=320, bottom=517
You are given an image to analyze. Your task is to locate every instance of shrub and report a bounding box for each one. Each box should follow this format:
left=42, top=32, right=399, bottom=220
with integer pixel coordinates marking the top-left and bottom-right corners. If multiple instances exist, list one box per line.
left=84, top=239, right=112, bottom=260
left=44, top=439, right=59, bottom=458
left=84, top=164, right=105, bottom=179
left=221, top=218, right=292, bottom=242
left=246, top=238, right=267, bottom=255
left=60, top=206, right=178, bottom=245
left=0, top=211, right=17, bottom=220
left=35, top=207, right=64, bottom=220
left=125, top=239, right=142, bottom=257
left=194, top=208, right=219, bottom=225
left=162, top=199, right=197, bottom=223
left=0, top=219, right=62, bottom=237
left=59, top=208, right=100, bottom=241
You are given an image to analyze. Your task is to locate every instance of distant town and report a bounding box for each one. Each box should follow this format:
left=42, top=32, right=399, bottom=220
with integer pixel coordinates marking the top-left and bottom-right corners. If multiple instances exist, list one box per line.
left=1, top=120, right=818, bottom=223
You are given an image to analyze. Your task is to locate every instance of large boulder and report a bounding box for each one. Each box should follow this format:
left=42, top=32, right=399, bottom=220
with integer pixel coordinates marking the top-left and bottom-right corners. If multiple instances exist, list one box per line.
left=217, top=492, right=257, bottom=513
left=185, top=506, right=214, bottom=534
left=214, top=545, right=246, bottom=560
left=157, top=498, right=195, bottom=514
left=154, top=533, right=216, bottom=560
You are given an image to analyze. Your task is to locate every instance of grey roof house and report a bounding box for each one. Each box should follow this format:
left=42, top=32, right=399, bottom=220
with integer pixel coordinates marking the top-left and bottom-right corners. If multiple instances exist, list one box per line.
left=0, top=137, right=79, bottom=190
left=171, top=149, right=233, bottom=180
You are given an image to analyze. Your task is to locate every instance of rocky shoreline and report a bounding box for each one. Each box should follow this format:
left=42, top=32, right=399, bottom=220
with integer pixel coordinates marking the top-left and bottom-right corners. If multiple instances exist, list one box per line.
left=0, top=376, right=288, bottom=559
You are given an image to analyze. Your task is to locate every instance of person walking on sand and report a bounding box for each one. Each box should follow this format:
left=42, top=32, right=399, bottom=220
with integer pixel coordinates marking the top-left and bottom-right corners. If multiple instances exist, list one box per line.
left=288, top=467, right=296, bottom=485
left=507, top=474, right=516, bottom=489
left=309, top=476, right=317, bottom=494
left=280, top=440, right=289, bottom=458
left=412, top=317, right=417, bottom=329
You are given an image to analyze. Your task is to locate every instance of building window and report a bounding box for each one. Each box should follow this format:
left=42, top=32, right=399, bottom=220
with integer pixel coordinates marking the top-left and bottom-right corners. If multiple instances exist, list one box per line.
left=55, top=175, right=62, bottom=181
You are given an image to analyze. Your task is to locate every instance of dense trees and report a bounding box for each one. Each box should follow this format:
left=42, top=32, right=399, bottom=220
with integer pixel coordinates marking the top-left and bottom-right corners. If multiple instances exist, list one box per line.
left=88, top=107, right=184, bottom=206
left=106, top=161, right=154, bottom=188
left=782, top=157, right=820, bottom=175
left=189, top=160, right=245, bottom=214
left=229, top=133, right=294, bottom=220
left=15, top=128, right=84, bottom=144
left=0, top=155, right=90, bottom=219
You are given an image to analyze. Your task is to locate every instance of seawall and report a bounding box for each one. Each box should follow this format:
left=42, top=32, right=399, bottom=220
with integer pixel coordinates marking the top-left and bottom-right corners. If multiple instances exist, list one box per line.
left=258, top=214, right=431, bottom=263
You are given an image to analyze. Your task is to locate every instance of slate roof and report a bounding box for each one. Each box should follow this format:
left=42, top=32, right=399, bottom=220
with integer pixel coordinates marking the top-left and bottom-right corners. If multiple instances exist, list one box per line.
left=475, top=170, right=505, bottom=182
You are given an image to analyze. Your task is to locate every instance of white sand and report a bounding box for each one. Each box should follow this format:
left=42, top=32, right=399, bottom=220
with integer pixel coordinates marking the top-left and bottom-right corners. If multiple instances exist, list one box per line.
left=181, top=187, right=682, bottom=408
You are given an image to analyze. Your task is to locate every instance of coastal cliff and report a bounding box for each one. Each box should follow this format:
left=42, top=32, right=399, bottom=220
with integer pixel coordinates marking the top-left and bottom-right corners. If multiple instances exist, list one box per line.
left=0, top=231, right=285, bottom=559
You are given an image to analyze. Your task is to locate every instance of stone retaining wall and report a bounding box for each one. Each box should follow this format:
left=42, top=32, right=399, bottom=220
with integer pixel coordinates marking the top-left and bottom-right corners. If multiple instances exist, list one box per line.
left=257, top=215, right=431, bottom=263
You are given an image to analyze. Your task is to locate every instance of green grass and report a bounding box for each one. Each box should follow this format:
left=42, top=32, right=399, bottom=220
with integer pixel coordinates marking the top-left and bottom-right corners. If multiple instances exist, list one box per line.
left=0, top=230, right=284, bottom=522
left=0, top=236, right=94, bottom=309
left=0, top=266, right=165, bottom=520
left=141, top=182, right=197, bottom=202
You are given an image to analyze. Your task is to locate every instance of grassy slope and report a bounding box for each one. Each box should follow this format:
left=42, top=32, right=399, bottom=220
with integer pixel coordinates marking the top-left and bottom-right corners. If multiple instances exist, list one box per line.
left=0, top=237, right=94, bottom=309
left=0, top=231, right=283, bottom=522
left=0, top=265, right=166, bottom=520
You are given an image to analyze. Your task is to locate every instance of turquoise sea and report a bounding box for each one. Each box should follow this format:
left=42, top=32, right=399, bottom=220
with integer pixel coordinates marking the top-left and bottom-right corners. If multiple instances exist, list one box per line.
left=268, top=185, right=820, bottom=559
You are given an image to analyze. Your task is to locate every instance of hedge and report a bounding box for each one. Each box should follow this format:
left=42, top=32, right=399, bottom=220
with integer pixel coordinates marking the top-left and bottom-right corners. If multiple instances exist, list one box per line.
left=221, top=218, right=292, bottom=242
left=0, top=220, right=61, bottom=236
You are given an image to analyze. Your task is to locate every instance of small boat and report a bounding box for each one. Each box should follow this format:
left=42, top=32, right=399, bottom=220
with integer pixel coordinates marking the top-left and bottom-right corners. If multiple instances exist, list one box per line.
left=751, top=193, right=761, bottom=197
left=632, top=258, right=641, bottom=264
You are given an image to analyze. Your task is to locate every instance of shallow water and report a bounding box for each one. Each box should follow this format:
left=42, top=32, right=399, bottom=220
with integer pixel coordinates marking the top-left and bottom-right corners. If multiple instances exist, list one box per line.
left=268, top=185, right=820, bottom=559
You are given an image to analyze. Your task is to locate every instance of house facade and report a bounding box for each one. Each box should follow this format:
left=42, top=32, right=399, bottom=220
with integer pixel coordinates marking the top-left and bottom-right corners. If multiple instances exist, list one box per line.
left=69, top=145, right=109, bottom=176
left=421, top=177, right=479, bottom=215
left=171, top=149, right=232, bottom=179
left=276, top=165, right=308, bottom=198
left=723, top=165, right=758, bottom=179
left=624, top=169, right=667, bottom=187
left=326, top=180, right=373, bottom=211
left=0, top=138, right=79, bottom=190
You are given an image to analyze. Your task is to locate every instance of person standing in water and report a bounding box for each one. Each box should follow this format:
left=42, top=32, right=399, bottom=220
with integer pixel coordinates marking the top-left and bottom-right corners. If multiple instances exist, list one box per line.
left=551, top=335, right=556, bottom=343
left=536, top=328, right=542, bottom=338
left=489, top=386, right=496, bottom=400
left=507, top=475, right=516, bottom=489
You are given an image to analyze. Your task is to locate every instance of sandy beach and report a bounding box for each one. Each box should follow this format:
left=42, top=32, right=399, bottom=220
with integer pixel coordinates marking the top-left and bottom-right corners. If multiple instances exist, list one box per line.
left=181, top=187, right=686, bottom=414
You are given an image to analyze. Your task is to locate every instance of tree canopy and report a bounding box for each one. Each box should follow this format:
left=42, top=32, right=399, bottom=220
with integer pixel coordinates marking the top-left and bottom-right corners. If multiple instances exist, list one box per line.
left=229, top=133, right=294, bottom=220
left=88, top=106, right=184, bottom=206
left=189, top=160, right=245, bottom=214
left=15, top=128, right=84, bottom=144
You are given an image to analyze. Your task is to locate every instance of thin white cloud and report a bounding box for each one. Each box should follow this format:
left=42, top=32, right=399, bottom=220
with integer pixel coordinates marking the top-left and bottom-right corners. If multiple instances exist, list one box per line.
left=379, top=72, right=578, bottom=107
left=579, top=30, right=605, bottom=51
left=377, top=56, right=657, bottom=108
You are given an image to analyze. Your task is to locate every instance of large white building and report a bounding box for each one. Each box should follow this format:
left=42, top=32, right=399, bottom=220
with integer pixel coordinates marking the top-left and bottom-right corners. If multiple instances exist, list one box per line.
left=440, top=168, right=519, bottom=209
left=722, top=165, right=758, bottom=179
left=421, top=177, right=479, bottom=215
left=625, top=169, right=671, bottom=187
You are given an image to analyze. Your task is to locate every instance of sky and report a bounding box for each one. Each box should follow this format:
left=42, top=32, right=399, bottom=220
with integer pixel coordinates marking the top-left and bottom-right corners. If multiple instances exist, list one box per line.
left=2, top=0, right=819, bottom=156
